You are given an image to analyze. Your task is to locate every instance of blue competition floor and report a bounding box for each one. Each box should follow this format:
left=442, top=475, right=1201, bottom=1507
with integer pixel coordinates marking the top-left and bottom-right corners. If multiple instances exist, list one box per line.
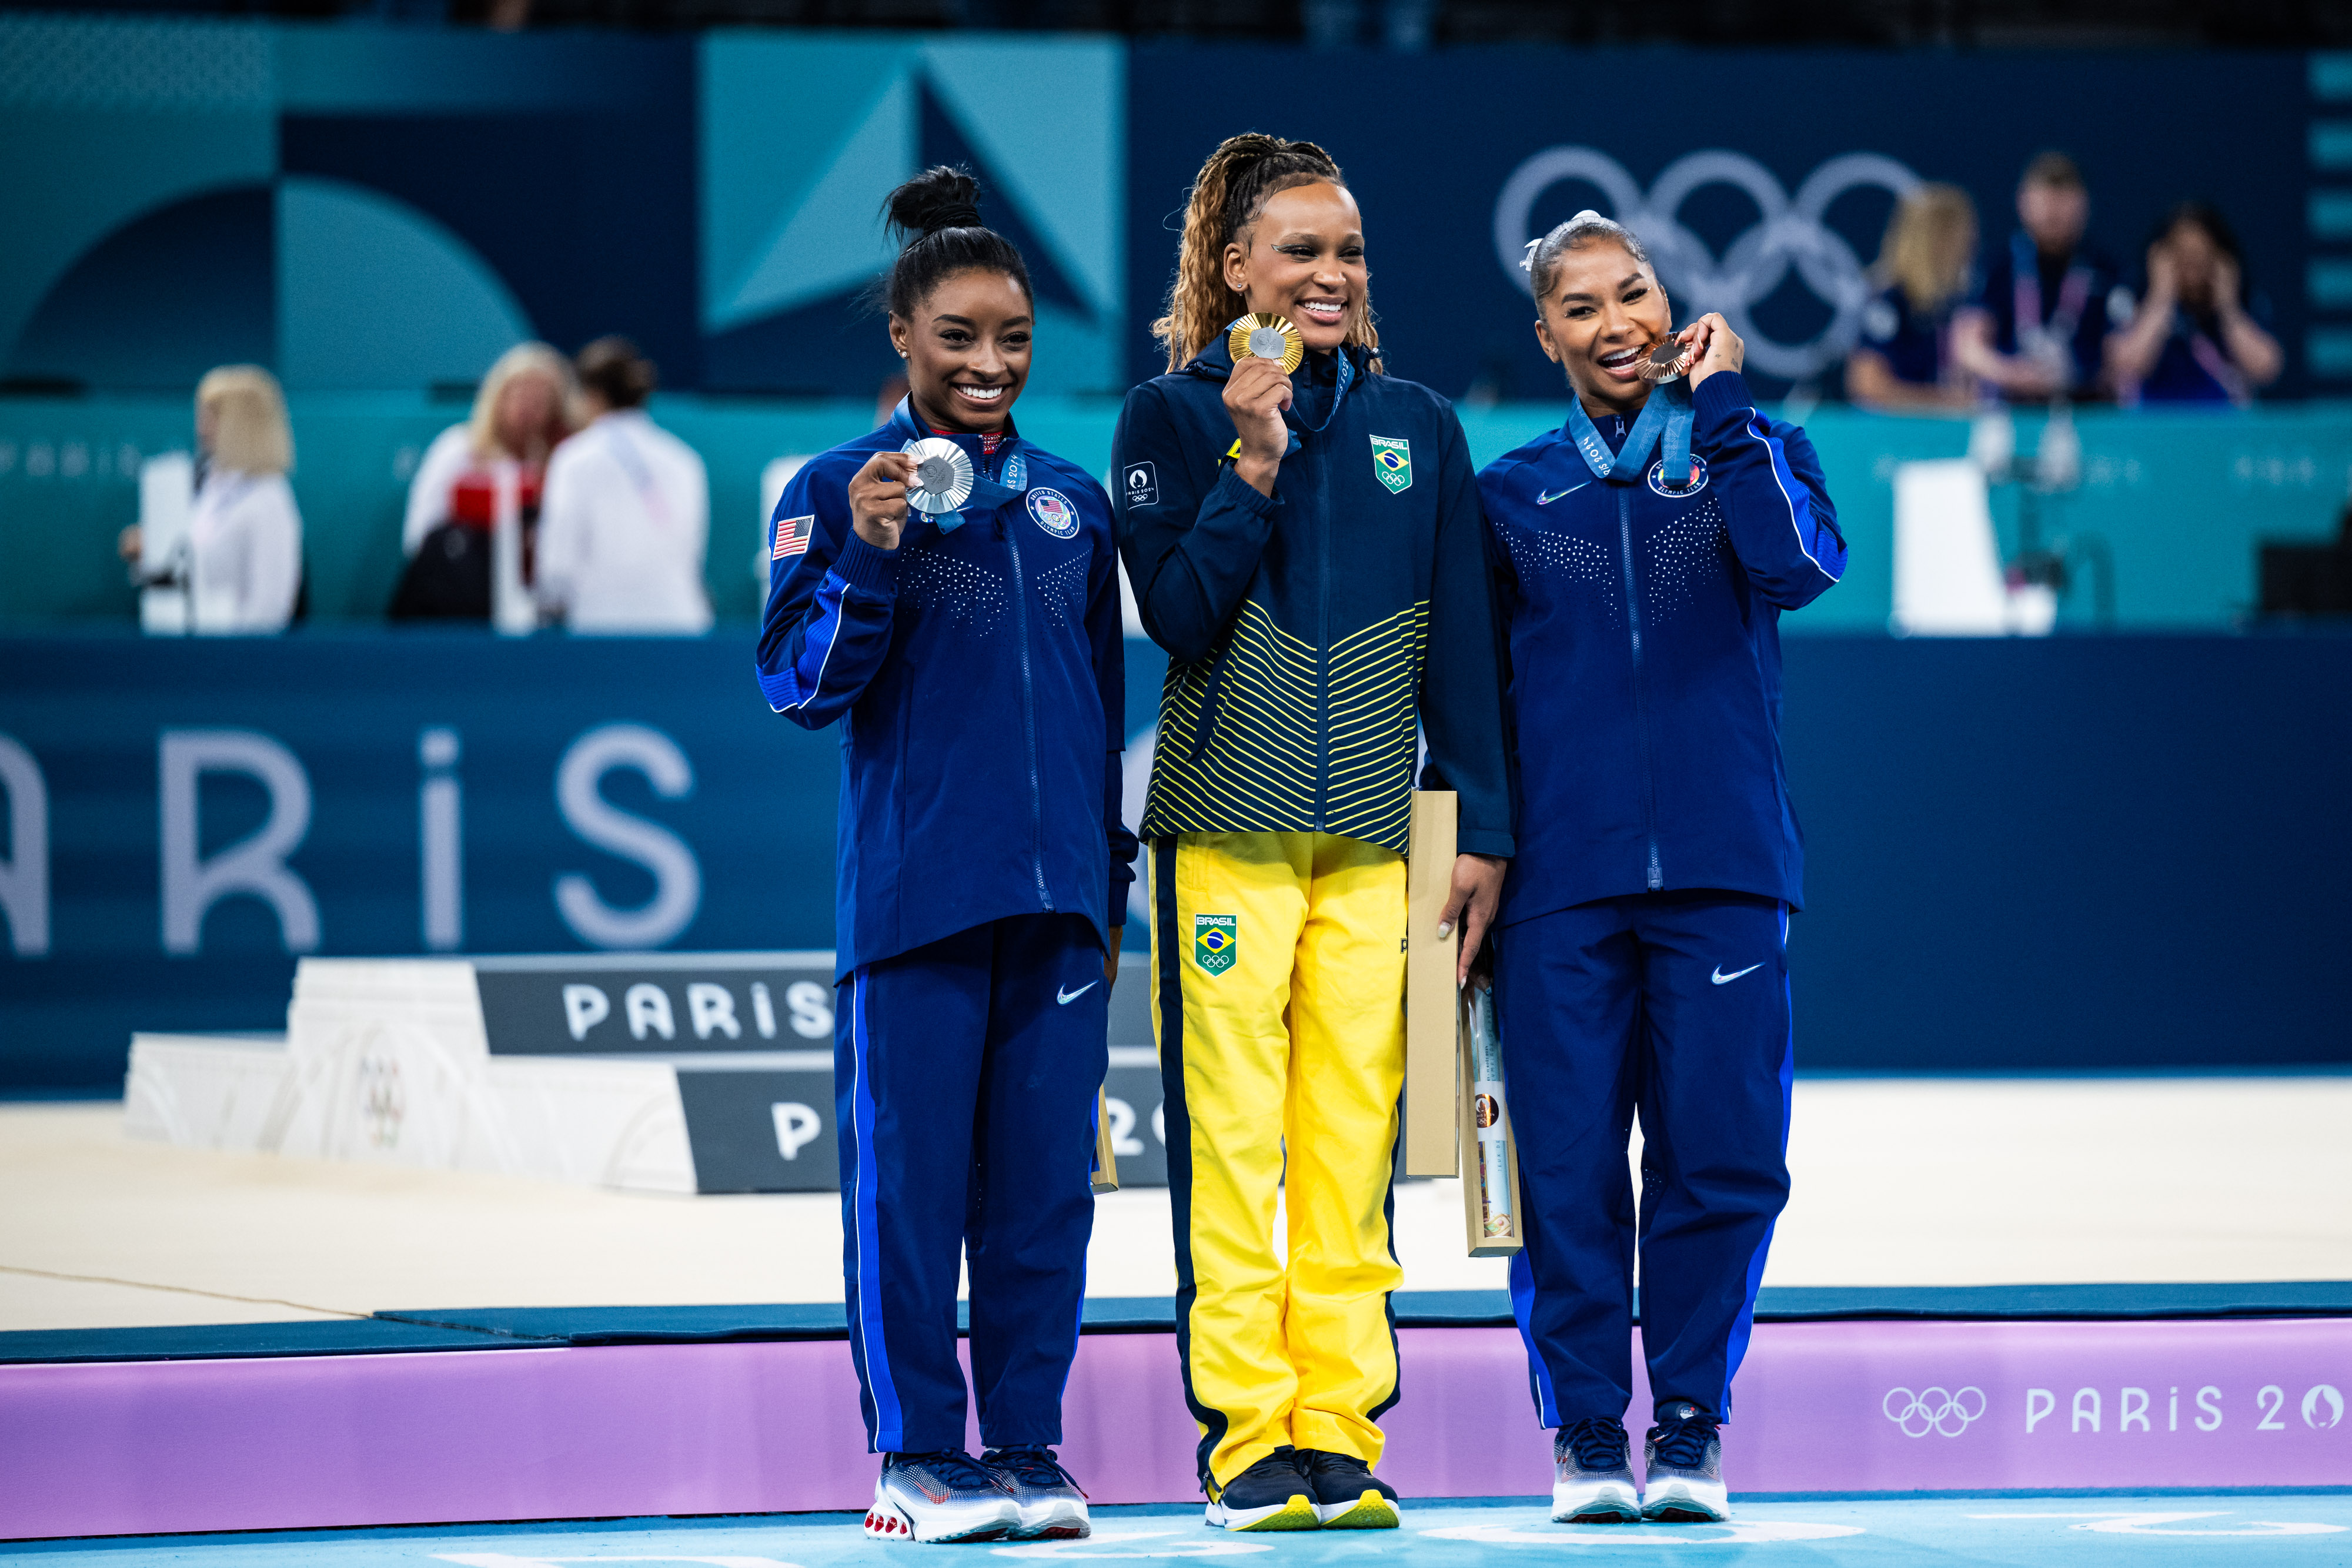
left=8, top=1498, right=2351, bottom=1566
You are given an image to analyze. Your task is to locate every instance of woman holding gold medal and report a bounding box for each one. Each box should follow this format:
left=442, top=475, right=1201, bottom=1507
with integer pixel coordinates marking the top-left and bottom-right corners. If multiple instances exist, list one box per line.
left=1476, top=212, right=1845, bottom=1526
left=1112, top=133, right=1512, bottom=1533
left=756, top=168, right=1134, bottom=1545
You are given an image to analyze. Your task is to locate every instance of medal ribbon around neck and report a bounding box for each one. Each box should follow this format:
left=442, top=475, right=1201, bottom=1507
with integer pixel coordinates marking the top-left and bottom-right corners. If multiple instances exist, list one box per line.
left=1566, top=375, right=1695, bottom=489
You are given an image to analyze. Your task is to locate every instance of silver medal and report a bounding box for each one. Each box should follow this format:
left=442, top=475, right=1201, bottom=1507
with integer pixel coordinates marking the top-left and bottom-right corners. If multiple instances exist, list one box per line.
left=901, top=437, right=975, bottom=515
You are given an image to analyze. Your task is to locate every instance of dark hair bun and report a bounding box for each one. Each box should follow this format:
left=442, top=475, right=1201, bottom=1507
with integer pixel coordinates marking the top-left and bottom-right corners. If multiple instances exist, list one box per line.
left=576, top=335, right=656, bottom=409
left=876, top=166, right=1031, bottom=317
left=886, top=166, right=986, bottom=244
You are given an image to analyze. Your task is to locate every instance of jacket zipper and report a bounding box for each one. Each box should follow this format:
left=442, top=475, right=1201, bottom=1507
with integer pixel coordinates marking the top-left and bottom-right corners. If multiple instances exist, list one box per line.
left=995, top=449, right=1052, bottom=911
left=1616, top=486, right=1663, bottom=890
left=1313, top=429, right=1330, bottom=833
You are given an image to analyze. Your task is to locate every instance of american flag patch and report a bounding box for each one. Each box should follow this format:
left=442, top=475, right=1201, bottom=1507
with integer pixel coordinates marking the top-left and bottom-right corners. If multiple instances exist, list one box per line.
left=772, top=513, right=815, bottom=560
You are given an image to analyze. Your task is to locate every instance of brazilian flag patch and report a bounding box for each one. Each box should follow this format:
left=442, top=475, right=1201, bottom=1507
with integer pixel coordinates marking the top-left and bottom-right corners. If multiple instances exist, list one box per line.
left=1371, top=435, right=1412, bottom=494
left=1194, top=914, right=1238, bottom=975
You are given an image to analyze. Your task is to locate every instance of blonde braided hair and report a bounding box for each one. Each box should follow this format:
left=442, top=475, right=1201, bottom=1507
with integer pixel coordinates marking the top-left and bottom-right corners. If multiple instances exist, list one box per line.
left=1151, top=132, right=1382, bottom=374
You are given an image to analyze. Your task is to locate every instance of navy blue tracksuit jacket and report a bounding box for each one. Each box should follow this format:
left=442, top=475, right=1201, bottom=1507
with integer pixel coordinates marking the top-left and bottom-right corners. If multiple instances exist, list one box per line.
left=1476, top=370, right=1844, bottom=1429
left=756, top=400, right=1138, bottom=1452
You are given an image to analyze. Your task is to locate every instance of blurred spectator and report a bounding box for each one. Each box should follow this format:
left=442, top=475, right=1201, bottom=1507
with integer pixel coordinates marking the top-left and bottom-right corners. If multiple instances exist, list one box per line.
left=1847, top=182, right=1980, bottom=412
left=391, top=342, right=576, bottom=623
left=118, top=366, right=302, bottom=634
left=535, top=337, right=712, bottom=635
left=1952, top=153, right=2122, bottom=402
left=2106, top=202, right=2282, bottom=406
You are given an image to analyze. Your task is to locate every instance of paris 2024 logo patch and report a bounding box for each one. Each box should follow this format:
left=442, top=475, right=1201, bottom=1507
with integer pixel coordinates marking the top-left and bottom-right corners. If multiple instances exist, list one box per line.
left=1194, top=914, right=1238, bottom=975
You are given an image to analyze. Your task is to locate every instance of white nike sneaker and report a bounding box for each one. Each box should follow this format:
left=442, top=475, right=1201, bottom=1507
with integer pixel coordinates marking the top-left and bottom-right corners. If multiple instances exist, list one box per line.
left=1641, top=1406, right=1730, bottom=1523
left=1551, top=1417, right=1641, bottom=1523
left=984, top=1445, right=1091, bottom=1539
left=863, top=1450, right=1020, bottom=1542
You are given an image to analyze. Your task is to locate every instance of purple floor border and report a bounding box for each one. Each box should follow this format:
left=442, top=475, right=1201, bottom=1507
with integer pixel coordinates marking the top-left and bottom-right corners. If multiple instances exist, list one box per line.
left=4, top=1318, right=2347, bottom=1540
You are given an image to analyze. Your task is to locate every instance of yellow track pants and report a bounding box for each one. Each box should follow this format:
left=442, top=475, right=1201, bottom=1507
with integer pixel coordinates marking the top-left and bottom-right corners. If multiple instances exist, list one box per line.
left=1148, top=830, right=1406, bottom=1492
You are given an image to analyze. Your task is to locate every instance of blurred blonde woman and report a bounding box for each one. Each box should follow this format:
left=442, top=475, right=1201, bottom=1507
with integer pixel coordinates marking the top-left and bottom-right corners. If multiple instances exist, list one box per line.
left=1846, top=183, right=1979, bottom=411
left=121, top=366, right=303, bottom=633
left=393, top=342, right=577, bottom=624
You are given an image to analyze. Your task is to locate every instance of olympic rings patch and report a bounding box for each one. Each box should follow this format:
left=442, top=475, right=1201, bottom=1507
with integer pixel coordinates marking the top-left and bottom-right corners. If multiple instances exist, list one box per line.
left=1883, top=1385, right=1987, bottom=1437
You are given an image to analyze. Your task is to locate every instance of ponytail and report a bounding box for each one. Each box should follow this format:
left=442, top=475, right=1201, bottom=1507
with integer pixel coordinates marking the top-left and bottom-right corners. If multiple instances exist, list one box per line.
left=1151, top=132, right=1381, bottom=373
left=880, top=165, right=1032, bottom=317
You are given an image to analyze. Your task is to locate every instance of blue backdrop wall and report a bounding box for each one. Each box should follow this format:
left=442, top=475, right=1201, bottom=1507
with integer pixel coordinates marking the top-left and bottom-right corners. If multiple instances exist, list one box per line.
left=2, top=634, right=2346, bottom=1088
left=3, top=17, right=2341, bottom=402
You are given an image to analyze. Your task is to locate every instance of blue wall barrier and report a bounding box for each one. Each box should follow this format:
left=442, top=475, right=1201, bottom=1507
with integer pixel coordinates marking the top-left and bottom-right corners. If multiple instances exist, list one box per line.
left=2, top=633, right=2346, bottom=1088
left=4, top=393, right=2345, bottom=631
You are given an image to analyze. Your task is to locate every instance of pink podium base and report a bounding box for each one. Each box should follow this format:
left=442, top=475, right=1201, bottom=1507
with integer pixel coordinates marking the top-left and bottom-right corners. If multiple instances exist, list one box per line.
left=5, top=1318, right=2348, bottom=1540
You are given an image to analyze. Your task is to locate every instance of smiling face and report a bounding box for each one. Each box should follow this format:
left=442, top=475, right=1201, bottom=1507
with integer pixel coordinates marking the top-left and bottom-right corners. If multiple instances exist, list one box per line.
left=1222, top=181, right=1366, bottom=355
left=1534, top=238, right=1674, bottom=416
left=891, top=268, right=1032, bottom=434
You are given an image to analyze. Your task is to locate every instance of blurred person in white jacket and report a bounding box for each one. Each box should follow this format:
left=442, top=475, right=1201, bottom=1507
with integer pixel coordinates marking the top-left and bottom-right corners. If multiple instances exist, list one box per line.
left=535, top=336, right=711, bottom=635
left=119, top=365, right=302, bottom=634
left=393, top=342, right=577, bottom=626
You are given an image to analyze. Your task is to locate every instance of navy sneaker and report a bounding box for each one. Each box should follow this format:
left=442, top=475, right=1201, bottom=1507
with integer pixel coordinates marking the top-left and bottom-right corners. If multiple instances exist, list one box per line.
left=984, top=1445, right=1090, bottom=1540
left=864, top=1449, right=1018, bottom=1542
left=1551, top=1416, right=1640, bottom=1523
left=1204, top=1447, right=1318, bottom=1532
left=1641, top=1405, right=1728, bottom=1522
left=1298, top=1448, right=1400, bottom=1529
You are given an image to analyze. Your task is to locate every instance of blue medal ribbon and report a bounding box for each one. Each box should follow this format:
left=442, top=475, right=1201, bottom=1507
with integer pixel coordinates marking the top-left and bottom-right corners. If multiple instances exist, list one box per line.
left=1286, top=347, right=1356, bottom=436
left=1565, top=377, right=1695, bottom=490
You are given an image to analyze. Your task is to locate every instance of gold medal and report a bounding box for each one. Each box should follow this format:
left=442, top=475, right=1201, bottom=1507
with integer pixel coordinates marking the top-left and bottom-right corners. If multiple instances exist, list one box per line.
left=1227, top=312, right=1305, bottom=375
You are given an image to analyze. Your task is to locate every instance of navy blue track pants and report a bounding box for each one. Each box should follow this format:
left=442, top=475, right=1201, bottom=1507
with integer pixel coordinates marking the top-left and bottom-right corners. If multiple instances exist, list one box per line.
left=1493, top=890, right=1793, bottom=1426
left=835, top=912, right=1109, bottom=1453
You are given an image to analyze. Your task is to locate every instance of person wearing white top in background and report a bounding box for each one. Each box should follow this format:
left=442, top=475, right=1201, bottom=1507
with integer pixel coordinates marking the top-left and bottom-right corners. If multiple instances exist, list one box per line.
left=535, top=336, right=712, bottom=636
left=394, top=342, right=577, bottom=628
left=119, top=365, right=302, bottom=634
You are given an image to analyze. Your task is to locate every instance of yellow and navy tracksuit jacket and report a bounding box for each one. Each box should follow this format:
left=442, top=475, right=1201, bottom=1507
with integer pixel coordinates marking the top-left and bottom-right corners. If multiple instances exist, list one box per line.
left=1111, top=340, right=1512, bottom=1491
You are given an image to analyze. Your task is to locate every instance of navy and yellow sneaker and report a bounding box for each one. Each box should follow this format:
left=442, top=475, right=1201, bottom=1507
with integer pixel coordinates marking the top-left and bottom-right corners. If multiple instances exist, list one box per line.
left=1204, top=1448, right=1319, bottom=1532
left=1641, top=1405, right=1729, bottom=1522
left=1299, top=1449, right=1400, bottom=1529
left=864, top=1449, right=1019, bottom=1542
left=984, top=1445, right=1090, bottom=1540
left=1551, top=1416, right=1641, bottom=1523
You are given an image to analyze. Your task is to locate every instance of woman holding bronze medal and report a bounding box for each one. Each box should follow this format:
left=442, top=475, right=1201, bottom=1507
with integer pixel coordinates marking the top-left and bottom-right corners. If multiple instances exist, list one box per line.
left=755, top=167, right=1135, bottom=1545
left=1475, top=212, right=1846, bottom=1525
left=1112, top=133, right=1512, bottom=1533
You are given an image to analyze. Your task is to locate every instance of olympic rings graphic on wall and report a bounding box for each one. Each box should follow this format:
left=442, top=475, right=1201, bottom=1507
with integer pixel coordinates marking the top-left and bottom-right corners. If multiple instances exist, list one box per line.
left=1883, top=1385, right=1988, bottom=1437
left=1493, top=147, right=1922, bottom=380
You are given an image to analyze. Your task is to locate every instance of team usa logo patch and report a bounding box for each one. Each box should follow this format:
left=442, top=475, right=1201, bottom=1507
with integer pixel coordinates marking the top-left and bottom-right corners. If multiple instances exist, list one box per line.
left=1647, top=454, right=1709, bottom=498
left=1371, top=435, right=1412, bottom=494
left=1194, top=914, right=1238, bottom=975
left=1027, top=487, right=1080, bottom=539
left=773, top=514, right=815, bottom=559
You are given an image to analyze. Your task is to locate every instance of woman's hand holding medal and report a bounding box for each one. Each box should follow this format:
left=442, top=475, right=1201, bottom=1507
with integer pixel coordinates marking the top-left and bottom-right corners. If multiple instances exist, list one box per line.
left=1224, top=313, right=1302, bottom=499
left=848, top=450, right=916, bottom=550
left=1647, top=313, right=1745, bottom=392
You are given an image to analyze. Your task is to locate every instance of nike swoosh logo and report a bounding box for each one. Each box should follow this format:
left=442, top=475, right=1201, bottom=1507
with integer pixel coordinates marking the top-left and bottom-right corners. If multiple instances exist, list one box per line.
left=1056, top=981, right=1100, bottom=1005
left=1710, top=964, right=1763, bottom=986
left=1537, top=482, right=1591, bottom=505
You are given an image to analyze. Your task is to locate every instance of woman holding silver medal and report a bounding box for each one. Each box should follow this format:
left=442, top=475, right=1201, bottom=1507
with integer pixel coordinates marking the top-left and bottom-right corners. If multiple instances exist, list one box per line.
left=755, top=167, right=1135, bottom=1546
left=1475, top=212, right=1846, bottom=1526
